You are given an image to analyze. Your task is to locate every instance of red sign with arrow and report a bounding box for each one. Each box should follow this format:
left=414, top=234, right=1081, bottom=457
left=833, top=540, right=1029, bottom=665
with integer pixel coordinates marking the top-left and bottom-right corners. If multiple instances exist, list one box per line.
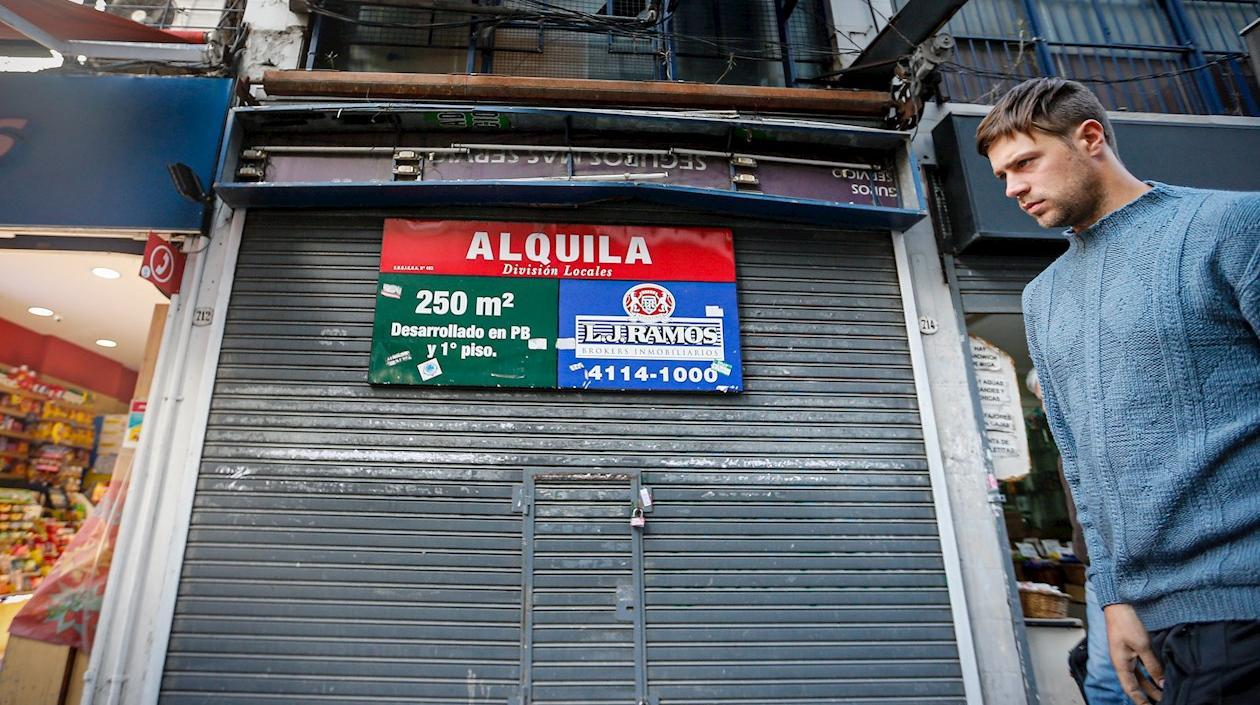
left=139, top=232, right=185, bottom=298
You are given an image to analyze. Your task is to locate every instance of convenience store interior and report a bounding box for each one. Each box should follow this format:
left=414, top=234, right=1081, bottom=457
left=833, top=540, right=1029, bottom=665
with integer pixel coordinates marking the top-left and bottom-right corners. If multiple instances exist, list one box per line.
left=0, top=245, right=168, bottom=650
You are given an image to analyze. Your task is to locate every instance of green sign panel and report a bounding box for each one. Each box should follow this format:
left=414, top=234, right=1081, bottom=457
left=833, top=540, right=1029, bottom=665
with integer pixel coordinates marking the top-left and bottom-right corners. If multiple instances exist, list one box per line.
left=369, top=274, right=558, bottom=388
left=370, top=220, right=741, bottom=392
left=421, top=110, right=511, bottom=130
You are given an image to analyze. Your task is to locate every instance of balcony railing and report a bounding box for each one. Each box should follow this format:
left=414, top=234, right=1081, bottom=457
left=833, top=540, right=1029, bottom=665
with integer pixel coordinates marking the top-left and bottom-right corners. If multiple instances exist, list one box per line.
left=899, top=0, right=1259, bottom=116
left=304, top=0, right=844, bottom=88
left=103, top=0, right=246, bottom=44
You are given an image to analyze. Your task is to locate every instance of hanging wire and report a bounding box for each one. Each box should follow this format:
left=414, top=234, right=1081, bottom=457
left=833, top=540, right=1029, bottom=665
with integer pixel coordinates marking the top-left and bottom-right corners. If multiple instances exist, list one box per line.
left=941, top=53, right=1247, bottom=85
left=320, top=0, right=860, bottom=62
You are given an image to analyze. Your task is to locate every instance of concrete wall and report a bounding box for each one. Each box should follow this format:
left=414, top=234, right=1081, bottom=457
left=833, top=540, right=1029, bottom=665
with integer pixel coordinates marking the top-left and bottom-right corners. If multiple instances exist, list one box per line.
left=901, top=214, right=1035, bottom=705
left=900, top=101, right=1036, bottom=705
left=240, top=0, right=307, bottom=85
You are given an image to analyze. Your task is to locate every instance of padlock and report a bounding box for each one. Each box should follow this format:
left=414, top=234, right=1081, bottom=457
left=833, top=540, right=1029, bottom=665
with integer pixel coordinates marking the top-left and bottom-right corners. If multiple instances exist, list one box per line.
left=630, top=507, right=646, bottom=528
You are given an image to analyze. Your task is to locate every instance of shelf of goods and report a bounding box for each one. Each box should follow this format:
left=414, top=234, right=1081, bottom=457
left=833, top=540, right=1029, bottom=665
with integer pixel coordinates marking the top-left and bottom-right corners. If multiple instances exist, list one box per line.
left=0, top=373, right=98, bottom=597
left=0, top=487, right=85, bottom=596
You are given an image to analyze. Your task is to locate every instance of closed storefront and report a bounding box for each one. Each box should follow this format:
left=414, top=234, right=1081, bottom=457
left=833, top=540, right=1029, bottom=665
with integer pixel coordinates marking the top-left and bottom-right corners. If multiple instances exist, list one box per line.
left=158, top=209, right=967, bottom=704
left=947, top=255, right=1060, bottom=317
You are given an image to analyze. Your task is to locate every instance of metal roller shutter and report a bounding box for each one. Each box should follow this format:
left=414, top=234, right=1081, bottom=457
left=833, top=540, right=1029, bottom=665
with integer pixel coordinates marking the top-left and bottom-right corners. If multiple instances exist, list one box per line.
left=159, top=210, right=965, bottom=705
left=949, top=254, right=1059, bottom=315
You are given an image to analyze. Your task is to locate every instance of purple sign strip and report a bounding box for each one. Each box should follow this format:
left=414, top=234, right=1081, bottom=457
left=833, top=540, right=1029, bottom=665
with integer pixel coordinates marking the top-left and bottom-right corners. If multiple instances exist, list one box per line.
left=754, top=162, right=902, bottom=208
left=424, top=150, right=569, bottom=180
left=268, top=155, right=394, bottom=183
left=423, top=148, right=730, bottom=190
left=259, top=149, right=903, bottom=209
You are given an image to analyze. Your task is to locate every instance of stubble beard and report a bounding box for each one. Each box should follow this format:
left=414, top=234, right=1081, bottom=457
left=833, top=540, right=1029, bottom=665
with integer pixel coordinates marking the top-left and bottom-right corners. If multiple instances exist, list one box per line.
left=1041, top=152, right=1106, bottom=230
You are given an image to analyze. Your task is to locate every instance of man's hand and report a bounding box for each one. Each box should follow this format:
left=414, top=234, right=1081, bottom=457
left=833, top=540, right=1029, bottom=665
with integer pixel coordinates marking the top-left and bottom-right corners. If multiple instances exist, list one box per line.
left=1104, top=603, right=1165, bottom=704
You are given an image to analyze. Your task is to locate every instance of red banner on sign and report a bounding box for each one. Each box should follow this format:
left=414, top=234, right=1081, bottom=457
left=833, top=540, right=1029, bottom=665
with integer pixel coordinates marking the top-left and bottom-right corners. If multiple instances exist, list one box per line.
left=381, top=220, right=735, bottom=282
left=139, top=232, right=185, bottom=298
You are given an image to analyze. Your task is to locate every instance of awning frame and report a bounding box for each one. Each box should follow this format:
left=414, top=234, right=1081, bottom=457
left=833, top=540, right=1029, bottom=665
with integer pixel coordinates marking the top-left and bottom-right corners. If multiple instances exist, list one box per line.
left=0, top=0, right=217, bottom=63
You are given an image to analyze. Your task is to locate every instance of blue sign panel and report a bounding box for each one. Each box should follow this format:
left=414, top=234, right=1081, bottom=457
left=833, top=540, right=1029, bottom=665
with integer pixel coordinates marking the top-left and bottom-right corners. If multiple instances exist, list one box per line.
left=0, top=74, right=232, bottom=231
left=557, top=279, right=743, bottom=392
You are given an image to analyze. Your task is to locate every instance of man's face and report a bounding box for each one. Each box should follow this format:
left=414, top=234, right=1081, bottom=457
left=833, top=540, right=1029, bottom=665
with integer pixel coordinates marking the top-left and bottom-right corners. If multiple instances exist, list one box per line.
left=987, top=129, right=1102, bottom=231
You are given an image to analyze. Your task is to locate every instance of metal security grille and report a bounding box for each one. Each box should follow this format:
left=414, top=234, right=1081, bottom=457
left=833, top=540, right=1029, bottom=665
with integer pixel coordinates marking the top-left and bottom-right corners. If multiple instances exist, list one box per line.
left=948, top=254, right=1059, bottom=314
left=901, top=0, right=1260, bottom=116
left=307, top=0, right=836, bottom=86
left=159, top=209, right=964, bottom=705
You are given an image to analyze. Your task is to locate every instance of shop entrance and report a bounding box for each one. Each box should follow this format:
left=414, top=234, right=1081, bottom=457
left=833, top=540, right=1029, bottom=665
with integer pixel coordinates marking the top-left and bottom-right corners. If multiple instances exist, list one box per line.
left=0, top=244, right=173, bottom=699
left=519, top=469, right=647, bottom=705
left=948, top=251, right=1087, bottom=704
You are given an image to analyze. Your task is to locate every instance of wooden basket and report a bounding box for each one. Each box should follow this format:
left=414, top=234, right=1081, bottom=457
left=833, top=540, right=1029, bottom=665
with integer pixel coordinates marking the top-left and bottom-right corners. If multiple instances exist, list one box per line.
left=1020, top=589, right=1069, bottom=619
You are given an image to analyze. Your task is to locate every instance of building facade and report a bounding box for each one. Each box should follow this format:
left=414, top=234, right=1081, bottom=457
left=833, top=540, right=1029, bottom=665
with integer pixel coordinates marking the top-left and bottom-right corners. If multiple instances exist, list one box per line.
left=20, top=1, right=1251, bottom=704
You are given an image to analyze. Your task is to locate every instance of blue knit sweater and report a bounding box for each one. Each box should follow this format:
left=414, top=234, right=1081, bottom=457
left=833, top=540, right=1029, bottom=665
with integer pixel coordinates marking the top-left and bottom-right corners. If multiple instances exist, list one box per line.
left=1023, top=182, right=1260, bottom=632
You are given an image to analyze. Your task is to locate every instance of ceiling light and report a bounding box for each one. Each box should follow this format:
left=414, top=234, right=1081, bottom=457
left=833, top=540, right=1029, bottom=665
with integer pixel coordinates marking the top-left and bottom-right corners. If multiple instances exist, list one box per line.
left=95, top=339, right=118, bottom=348
left=28, top=306, right=54, bottom=317
left=92, top=267, right=121, bottom=280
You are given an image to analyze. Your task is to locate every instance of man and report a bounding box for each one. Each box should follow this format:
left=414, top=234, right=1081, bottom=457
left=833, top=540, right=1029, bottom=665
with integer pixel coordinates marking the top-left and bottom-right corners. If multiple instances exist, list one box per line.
left=975, top=77, right=1260, bottom=705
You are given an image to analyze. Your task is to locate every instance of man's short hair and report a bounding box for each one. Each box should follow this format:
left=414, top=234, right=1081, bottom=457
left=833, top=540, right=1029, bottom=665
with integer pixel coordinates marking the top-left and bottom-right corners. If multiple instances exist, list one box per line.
left=975, top=77, right=1117, bottom=157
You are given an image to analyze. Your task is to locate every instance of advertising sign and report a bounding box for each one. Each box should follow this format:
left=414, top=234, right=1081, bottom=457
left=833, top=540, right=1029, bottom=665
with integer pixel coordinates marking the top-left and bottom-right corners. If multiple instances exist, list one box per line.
left=123, top=399, right=146, bottom=449
left=139, top=233, right=186, bottom=298
left=969, top=336, right=1031, bottom=480
left=370, top=220, right=742, bottom=392
left=0, top=74, right=232, bottom=231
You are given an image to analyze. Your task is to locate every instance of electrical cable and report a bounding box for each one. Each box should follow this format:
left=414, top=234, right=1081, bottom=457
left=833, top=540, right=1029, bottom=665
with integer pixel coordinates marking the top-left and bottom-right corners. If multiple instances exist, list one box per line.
left=859, top=0, right=915, bottom=49
left=308, top=0, right=506, bottom=30
left=327, top=0, right=856, bottom=61
left=940, top=53, right=1246, bottom=85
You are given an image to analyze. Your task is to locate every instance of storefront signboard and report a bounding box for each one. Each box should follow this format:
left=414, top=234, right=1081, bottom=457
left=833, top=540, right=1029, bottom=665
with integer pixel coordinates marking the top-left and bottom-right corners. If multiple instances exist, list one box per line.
left=0, top=74, right=232, bottom=231
left=370, top=220, right=742, bottom=392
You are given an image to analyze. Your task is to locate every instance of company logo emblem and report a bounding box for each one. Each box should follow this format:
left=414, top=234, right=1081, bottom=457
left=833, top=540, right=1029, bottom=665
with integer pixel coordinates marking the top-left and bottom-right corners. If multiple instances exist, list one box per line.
left=575, top=283, right=722, bottom=361
left=623, top=283, right=675, bottom=322
left=381, top=283, right=402, bottom=299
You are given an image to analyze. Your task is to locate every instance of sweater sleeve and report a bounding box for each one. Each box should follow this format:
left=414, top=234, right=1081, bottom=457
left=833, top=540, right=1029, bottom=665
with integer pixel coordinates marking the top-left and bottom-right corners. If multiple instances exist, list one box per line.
left=1023, top=278, right=1121, bottom=607
left=1211, top=192, right=1260, bottom=337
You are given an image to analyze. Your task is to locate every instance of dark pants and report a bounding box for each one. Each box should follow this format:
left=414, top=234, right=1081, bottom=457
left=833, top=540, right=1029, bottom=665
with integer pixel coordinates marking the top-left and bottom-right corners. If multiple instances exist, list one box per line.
left=1149, top=621, right=1260, bottom=705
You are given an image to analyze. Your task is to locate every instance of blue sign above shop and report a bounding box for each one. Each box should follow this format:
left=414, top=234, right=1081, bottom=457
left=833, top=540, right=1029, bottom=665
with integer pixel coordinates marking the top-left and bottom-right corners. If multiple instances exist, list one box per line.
left=557, top=280, right=742, bottom=392
left=0, top=74, right=232, bottom=231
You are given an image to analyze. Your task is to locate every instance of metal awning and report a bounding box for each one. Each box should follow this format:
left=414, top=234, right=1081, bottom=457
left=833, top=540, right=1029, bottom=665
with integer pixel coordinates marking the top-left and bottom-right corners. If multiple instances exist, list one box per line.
left=215, top=180, right=927, bottom=231
left=0, top=0, right=215, bottom=63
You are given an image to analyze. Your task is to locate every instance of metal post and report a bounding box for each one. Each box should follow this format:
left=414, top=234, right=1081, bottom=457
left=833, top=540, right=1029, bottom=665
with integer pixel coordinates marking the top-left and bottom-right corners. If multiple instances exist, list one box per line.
left=664, top=7, right=679, bottom=80
left=1227, top=56, right=1259, bottom=115
left=774, top=0, right=797, bottom=87
left=466, top=14, right=479, bottom=74
left=1018, top=0, right=1058, bottom=77
left=941, top=255, right=1041, bottom=705
left=893, top=231, right=986, bottom=705
left=517, top=472, right=536, bottom=705
left=304, top=12, right=323, bottom=69
left=1161, top=0, right=1227, bottom=114
left=481, top=22, right=495, bottom=73
left=630, top=473, right=650, bottom=705
left=655, top=2, right=669, bottom=80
